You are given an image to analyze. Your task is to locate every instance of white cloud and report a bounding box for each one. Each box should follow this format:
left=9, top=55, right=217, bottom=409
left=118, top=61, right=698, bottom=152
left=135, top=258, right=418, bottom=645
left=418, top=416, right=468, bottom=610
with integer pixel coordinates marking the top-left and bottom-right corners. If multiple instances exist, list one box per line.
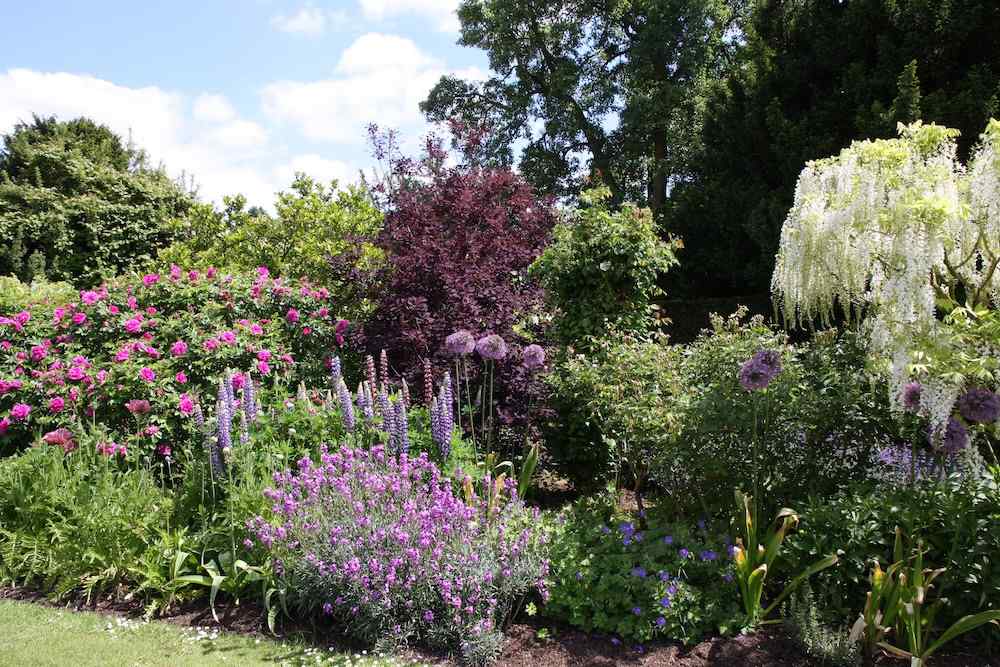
left=261, top=33, right=484, bottom=145
left=0, top=68, right=284, bottom=207
left=271, top=5, right=344, bottom=36
left=274, top=154, right=356, bottom=187
left=358, top=0, right=460, bottom=32
left=193, top=93, right=237, bottom=123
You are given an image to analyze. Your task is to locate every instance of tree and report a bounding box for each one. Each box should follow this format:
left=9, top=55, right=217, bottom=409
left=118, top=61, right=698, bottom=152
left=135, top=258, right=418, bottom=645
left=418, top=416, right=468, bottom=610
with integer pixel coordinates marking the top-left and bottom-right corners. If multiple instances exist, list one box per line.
left=0, top=115, right=193, bottom=287
left=357, top=126, right=556, bottom=428
left=159, top=174, right=383, bottom=306
left=665, top=0, right=1000, bottom=298
left=421, top=0, right=740, bottom=210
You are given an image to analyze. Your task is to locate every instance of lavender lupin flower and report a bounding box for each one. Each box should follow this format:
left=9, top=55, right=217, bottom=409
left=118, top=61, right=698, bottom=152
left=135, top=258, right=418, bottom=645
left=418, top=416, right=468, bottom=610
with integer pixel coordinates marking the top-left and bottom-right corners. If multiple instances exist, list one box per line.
left=243, top=373, right=258, bottom=422
left=356, top=383, right=374, bottom=422
left=379, top=349, right=389, bottom=391
left=330, top=356, right=342, bottom=382
left=239, top=409, right=250, bottom=446
left=337, top=378, right=356, bottom=432
left=391, top=398, right=409, bottom=453
left=378, top=388, right=391, bottom=429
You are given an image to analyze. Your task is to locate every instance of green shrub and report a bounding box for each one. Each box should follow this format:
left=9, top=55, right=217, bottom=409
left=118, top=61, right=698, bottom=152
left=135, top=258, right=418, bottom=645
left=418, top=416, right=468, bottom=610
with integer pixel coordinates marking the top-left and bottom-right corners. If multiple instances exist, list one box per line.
left=783, top=473, right=1000, bottom=643
left=0, top=276, right=76, bottom=314
left=543, top=494, right=740, bottom=644
left=530, top=187, right=680, bottom=344
left=0, top=442, right=172, bottom=601
left=0, top=116, right=193, bottom=287
left=652, top=310, right=893, bottom=515
left=159, top=175, right=383, bottom=314
left=542, top=329, right=683, bottom=491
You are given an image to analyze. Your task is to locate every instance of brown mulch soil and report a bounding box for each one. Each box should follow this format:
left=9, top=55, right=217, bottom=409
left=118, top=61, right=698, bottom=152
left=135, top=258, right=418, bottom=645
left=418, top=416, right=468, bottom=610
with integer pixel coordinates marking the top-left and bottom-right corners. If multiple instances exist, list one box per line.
left=2, top=586, right=996, bottom=666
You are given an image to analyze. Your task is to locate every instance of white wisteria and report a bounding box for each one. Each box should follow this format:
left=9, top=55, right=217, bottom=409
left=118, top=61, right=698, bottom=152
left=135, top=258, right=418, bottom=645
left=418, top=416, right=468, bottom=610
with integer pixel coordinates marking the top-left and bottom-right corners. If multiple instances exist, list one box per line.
left=772, top=120, right=1000, bottom=435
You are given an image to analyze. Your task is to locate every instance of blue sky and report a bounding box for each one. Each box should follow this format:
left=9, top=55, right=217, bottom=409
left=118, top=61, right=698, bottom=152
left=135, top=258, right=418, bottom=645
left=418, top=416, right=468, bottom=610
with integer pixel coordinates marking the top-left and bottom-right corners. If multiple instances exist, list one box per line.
left=0, top=1, right=488, bottom=207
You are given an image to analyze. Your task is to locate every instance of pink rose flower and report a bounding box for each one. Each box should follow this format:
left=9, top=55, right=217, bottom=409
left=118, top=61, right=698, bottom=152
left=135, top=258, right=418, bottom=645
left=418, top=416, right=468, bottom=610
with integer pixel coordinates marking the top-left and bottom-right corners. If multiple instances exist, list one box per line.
left=124, top=317, right=143, bottom=334
left=170, top=264, right=182, bottom=281
left=30, top=345, right=47, bottom=362
left=257, top=360, right=271, bottom=375
left=206, top=267, right=217, bottom=278
left=257, top=266, right=270, bottom=279
left=49, top=396, right=65, bottom=413
left=175, top=372, right=187, bottom=384
left=257, top=349, right=272, bottom=362
left=156, top=443, right=171, bottom=458
left=81, top=290, right=100, bottom=305
left=286, top=308, right=300, bottom=323
left=127, top=296, right=139, bottom=310
left=250, top=323, right=264, bottom=335
left=67, top=366, right=86, bottom=381
left=231, top=373, right=245, bottom=389
left=96, top=369, right=108, bottom=384
left=203, top=338, right=220, bottom=351
left=10, top=403, right=31, bottom=421
left=178, top=393, right=194, bottom=414
left=0, top=417, right=9, bottom=434
left=188, top=270, right=199, bottom=282
left=142, top=273, right=160, bottom=286
left=139, top=367, right=156, bottom=382
left=53, top=307, right=65, bottom=323
left=219, top=330, right=236, bottom=345
left=72, top=312, right=87, bottom=325
left=108, top=304, right=120, bottom=314
left=115, top=347, right=131, bottom=362
left=170, top=340, right=188, bottom=357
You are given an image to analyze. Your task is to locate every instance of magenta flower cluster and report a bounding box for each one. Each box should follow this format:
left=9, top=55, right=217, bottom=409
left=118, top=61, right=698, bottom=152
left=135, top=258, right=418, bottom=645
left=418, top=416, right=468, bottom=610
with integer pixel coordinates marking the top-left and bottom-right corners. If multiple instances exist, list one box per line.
left=247, top=445, right=549, bottom=663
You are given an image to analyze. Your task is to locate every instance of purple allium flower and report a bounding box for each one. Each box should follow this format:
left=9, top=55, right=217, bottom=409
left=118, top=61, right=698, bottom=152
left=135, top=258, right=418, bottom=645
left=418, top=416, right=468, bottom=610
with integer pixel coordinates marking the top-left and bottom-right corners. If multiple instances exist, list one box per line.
left=445, top=330, right=476, bottom=356
left=522, top=344, right=546, bottom=370
left=902, top=381, right=923, bottom=413
left=658, top=571, right=669, bottom=582
left=632, top=607, right=642, bottom=616
left=934, top=417, right=969, bottom=454
left=662, top=535, right=673, bottom=545
left=660, top=596, right=671, bottom=607
left=957, top=387, right=1000, bottom=424
left=738, top=349, right=782, bottom=391
left=679, top=548, right=690, bottom=559
left=475, top=334, right=508, bottom=361
left=700, top=550, right=717, bottom=562
left=630, top=567, right=646, bottom=578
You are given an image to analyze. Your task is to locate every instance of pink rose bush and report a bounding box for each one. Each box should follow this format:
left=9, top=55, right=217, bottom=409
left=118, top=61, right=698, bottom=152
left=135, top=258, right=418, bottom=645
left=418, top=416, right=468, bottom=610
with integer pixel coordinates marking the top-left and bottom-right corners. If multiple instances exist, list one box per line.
left=0, top=267, right=350, bottom=458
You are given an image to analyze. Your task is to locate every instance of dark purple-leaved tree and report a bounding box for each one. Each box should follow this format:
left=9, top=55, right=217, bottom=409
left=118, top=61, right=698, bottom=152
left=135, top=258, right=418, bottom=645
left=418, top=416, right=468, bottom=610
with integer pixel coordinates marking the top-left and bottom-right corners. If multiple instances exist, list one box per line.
left=351, top=123, right=556, bottom=439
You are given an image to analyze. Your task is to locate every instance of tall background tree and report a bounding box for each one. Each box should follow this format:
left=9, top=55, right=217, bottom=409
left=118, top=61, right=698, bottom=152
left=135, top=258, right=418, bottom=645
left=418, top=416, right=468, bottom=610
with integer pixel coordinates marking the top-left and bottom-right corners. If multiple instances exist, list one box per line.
left=0, top=116, right=193, bottom=287
left=427, top=0, right=1000, bottom=300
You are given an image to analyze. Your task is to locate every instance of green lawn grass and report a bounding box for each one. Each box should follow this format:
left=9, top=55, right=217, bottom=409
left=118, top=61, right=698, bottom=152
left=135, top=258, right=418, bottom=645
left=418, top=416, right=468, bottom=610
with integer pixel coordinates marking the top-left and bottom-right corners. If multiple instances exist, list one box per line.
left=0, top=599, right=423, bottom=667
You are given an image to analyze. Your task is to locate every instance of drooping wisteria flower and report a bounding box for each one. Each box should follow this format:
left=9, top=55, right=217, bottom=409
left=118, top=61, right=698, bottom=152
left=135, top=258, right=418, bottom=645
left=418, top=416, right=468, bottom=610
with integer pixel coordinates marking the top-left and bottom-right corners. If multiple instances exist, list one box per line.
left=901, top=381, right=923, bottom=413
left=738, top=349, right=782, bottom=391
left=476, top=334, right=508, bottom=361
left=522, top=344, right=546, bottom=370
left=445, top=330, right=476, bottom=356
left=956, top=387, right=1000, bottom=424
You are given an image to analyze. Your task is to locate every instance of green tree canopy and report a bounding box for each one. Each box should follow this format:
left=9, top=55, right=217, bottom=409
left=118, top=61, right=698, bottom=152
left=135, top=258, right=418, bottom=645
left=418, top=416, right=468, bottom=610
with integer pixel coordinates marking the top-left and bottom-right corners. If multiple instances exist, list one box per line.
left=159, top=174, right=383, bottom=311
left=421, top=0, right=741, bottom=210
left=0, top=115, right=193, bottom=287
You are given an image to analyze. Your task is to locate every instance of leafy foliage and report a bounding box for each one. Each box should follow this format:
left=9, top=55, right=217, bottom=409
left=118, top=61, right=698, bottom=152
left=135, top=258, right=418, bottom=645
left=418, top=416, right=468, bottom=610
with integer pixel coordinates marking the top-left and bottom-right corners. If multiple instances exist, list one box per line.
left=530, top=187, right=680, bottom=344
left=543, top=329, right=683, bottom=492
left=784, top=473, right=1000, bottom=644
left=358, top=127, right=556, bottom=433
left=543, top=494, right=739, bottom=644
left=652, top=311, right=894, bottom=515
left=0, top=116, right=193, bottom=287
left=160, top=174, right=383, bottom=309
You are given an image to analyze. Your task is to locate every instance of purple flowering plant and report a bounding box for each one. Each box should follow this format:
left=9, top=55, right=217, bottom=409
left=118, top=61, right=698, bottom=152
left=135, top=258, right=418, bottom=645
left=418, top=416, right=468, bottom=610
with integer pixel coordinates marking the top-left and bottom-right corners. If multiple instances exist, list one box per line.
left=544, top=494, right=740, bottom=644
left=247, top=444, right=549, bottom=664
